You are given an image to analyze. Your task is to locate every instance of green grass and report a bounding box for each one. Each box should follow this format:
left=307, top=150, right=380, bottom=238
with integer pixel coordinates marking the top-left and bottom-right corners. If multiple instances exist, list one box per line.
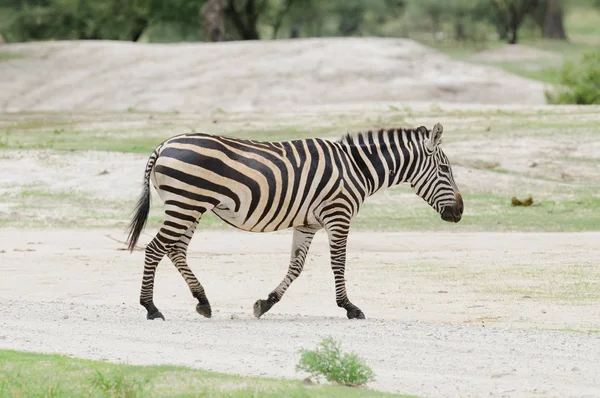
left=416, top=4, right=600, bottom=86
left=355, top=190, right=600, bottom=232
left=564, top=6, right=600, bottom=43
left=426, top=38, right=595, bottom=86
left=0, top=121, right=335, bottom=153
left=484, top=61, right=561, bottom=84
left=0, top=349, right=408, bottom=398
left=0, top=128, right=166, bottom=153
left=0, top=52, right=21, bottom=62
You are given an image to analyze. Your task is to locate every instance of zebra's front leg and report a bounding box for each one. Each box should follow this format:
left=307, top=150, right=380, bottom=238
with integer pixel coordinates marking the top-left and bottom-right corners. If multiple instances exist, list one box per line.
left=253, top=225, right=320, bottom=318
left=167, top=220, right=212, bottom=318
left=325, top=219, right=365, bottom=319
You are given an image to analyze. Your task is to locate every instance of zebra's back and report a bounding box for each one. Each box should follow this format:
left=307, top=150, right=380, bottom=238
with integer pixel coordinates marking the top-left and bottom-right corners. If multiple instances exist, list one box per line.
left=151, top=133, right=350, bottom=232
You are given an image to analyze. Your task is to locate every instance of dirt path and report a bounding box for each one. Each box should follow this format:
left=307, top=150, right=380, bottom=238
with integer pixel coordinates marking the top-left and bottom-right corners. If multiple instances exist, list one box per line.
left=1, top=228, right=599, bottom=397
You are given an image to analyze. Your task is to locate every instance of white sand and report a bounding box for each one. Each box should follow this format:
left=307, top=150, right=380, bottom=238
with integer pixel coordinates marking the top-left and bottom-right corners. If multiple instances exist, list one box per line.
left=0, top=38, right=547, bottom=112
left=1, top=228, right=599, bottom=398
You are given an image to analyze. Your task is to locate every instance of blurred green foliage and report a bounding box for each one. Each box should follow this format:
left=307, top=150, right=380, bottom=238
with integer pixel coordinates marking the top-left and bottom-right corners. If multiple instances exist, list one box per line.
left=1, top=0, right=595, bottom=43
left=0, top=0, right=204, bottom=42
left=546, top=50, right=600, bottom=104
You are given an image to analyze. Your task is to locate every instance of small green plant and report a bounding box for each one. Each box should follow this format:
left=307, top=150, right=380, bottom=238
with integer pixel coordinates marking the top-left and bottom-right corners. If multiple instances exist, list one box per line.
left=546, top=50, right=600, bottom=105
left=296, top=336, right=375, bottom=387
left=90, top=371, right=150, bottom=398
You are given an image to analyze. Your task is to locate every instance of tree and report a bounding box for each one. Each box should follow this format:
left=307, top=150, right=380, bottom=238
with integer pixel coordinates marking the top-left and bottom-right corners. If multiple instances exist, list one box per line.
left=489, top=0, right=540, bottom=44
left=201, top=0, right=226, bottom=41
left=335, top=0, right=366, bottom=36
left=269, top=0, right=294, bottom=39
left=543, top=0, right=566, bottom=39
left=447, top=0, right=486, bottom=42
left=4, top=0, right=205, bottom=42
left=225, top=0, right=265, bottom=40
left=413, top=0, right=445, bottom=37
left=224, top=0, right=323, bottom=40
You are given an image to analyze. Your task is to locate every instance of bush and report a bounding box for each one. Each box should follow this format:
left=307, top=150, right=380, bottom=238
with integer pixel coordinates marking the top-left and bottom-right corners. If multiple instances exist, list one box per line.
left=546, top=50, right=600, bottom=105
left=296, top=336, right=375, bottom=387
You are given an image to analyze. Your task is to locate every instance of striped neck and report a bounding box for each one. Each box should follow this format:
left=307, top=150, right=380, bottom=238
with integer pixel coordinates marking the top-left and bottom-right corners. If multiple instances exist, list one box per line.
left=339, top=128, right=427, bottom=197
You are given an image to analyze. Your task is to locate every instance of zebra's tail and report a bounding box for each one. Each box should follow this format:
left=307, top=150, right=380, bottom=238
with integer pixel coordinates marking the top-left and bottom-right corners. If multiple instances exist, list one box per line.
left=126, top=149, right=159, bottom=252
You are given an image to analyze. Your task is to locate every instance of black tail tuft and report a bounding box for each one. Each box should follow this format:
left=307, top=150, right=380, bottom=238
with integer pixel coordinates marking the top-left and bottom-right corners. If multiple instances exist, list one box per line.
left=126, top=148, right=160, bottom=252
left=126, top=184, right=151, bottom=252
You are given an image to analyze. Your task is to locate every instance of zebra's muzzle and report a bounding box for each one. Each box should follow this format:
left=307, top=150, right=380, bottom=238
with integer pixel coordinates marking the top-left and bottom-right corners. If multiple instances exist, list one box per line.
left=440, top=193, right=463, bottom=223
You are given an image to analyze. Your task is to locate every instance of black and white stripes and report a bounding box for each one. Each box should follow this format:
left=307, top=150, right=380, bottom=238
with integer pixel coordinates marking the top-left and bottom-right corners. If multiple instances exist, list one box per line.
left=126, top=122, right=463, bottom=320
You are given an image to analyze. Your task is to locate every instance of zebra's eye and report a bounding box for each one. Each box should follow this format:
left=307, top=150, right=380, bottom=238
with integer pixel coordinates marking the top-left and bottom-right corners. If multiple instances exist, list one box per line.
left=440, top=164, right=450, bottom=173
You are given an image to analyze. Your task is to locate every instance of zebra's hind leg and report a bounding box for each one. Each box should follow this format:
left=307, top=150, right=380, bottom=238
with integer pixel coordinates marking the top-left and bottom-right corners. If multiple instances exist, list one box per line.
left=167, top=220, right=212, bottom=318
left=140, top=204, right=205, bottom=321
left=323, top=216, right=365, bottom=320
left=140, top=233, right=172, bottom=321
left=253, top=225, right=320, bottom=318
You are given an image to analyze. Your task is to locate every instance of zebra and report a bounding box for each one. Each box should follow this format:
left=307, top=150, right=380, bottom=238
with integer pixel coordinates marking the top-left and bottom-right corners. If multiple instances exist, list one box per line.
left=125, top=122, right=463, bottom=321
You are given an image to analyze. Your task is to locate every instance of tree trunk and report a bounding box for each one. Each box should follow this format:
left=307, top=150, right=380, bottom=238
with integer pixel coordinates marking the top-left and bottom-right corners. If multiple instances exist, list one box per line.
left=201, top=0, right=226, bottom=42
left=543, top=0, right=567, bottom=40
left=491, top=0, right=540, bottom=44
left=508, top=22, right=518, bottom=44
left=454, top=11, right=466, bottom=41
left=271, top=0, right=294, bottom=39
left=225, top=0, right=262, bottom=40
left=130, top=18, right=148, bottom=42
left=290, top=24, right=299, bottom=38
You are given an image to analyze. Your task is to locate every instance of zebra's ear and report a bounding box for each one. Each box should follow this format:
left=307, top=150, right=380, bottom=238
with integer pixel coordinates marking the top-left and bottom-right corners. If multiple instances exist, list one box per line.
left=426, top=122, right=443, bottom=151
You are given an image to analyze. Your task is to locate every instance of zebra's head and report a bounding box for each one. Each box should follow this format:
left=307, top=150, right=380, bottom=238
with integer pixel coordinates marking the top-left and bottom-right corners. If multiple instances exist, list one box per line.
left=410, top=122, right=463, bottom=223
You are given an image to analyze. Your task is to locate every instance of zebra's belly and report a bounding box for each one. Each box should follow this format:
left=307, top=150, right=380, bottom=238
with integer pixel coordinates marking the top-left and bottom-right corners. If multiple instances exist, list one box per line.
left=210, top=206, right=319, bottom=232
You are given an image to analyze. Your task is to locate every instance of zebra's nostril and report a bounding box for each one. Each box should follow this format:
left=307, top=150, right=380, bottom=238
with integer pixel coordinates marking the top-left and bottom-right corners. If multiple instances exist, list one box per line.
left=455, top=193, right=464, bottom=213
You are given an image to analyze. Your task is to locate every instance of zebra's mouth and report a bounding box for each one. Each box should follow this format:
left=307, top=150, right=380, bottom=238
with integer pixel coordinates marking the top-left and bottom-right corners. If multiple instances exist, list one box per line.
left=441, top=210, right=461, bottom=223
left=440, top=197, right=463, bottom=223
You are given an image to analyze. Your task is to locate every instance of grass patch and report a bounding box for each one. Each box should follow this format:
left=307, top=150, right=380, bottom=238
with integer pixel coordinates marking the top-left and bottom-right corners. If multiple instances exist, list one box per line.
left=355, top=189, right=600, bottom=232
left=297, top=337, right=375, bottom=388
left=484, top=61, right=561, bottom=84
left=402, top=258, right=600, bottom=307
left=482, top=265, right=600, bottom=305
left=0, top=124, right=335, bottom=153
left=0, top=52, right=22, bottom=62
left=564, top=6, right=600, bottom=43
left=427, top=39, right=583, bottom=86
left=420, top=14, right=600, bottom=87
left=0, top=128, right=166, bottom=153
left=0, top=349, right=407, bottom=398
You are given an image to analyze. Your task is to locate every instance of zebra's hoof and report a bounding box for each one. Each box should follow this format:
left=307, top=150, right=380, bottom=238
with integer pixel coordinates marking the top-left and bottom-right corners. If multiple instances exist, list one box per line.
left=253, top=299, right=273, bottom=319
left=147, top=310, right=165, bottom=321
left=196, top=303, right=212, bottom=318
left=346, top=308, right=365, bottom=320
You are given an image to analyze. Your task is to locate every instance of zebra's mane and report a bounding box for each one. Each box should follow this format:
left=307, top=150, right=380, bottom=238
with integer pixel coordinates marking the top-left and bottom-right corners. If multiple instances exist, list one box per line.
left=337, top=126, right=430, bottom=145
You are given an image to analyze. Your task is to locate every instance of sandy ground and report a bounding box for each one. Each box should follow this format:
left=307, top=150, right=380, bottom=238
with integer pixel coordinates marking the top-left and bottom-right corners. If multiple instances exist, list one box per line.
left=0, top=38, right=548, bottom=112
left=1, top=229, right=600, bottom=397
